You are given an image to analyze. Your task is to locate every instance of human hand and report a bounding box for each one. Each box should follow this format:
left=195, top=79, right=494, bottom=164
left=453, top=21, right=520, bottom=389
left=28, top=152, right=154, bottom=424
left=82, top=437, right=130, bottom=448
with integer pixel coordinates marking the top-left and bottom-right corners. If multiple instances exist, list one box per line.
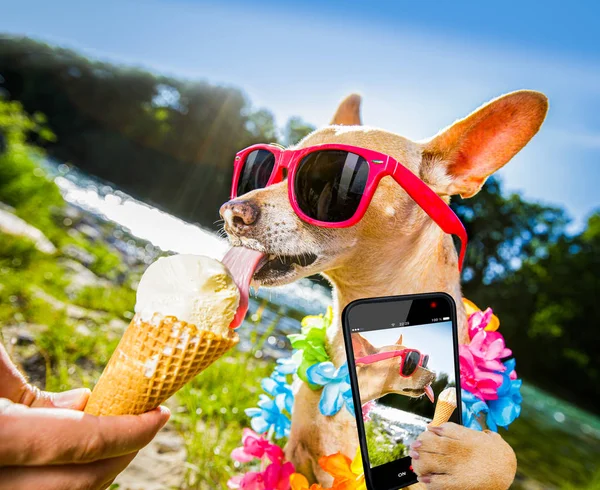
left=0, top=343, right=170, bottom=490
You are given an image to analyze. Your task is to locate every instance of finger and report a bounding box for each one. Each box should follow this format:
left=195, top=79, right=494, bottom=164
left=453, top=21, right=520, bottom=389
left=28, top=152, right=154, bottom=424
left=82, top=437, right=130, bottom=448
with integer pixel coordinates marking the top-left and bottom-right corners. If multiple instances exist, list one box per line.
left=0, top=342, right=38, bottom=405
left=31, top=388, right=91, bottom=410
left=426, top=422, right=466, bottom=440
left=411, top=451, right=452, bottom=476
left=414, top=430, right=445, bottom=454
left=0, top=453, right=137, bottom=490
left=418, top=473, right=455, bottom=490
left=0, top=401, right=169, bottom=466
left=0, top=342, right=90, bottom=410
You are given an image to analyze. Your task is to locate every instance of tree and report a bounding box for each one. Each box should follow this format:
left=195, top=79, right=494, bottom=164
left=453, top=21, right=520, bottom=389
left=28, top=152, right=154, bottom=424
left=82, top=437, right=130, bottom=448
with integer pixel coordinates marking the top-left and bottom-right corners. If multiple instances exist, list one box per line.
left=283, top=116, right=315, bottom=146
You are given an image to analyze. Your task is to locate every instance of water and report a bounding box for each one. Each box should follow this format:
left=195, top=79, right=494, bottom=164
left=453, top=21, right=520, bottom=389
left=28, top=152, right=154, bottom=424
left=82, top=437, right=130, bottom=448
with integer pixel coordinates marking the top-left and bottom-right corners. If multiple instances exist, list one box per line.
left=44, top=159, right=332, bottom=351
left=370, top=403, right=431, bottom=446
left=44, top=159, right=600, bottom=488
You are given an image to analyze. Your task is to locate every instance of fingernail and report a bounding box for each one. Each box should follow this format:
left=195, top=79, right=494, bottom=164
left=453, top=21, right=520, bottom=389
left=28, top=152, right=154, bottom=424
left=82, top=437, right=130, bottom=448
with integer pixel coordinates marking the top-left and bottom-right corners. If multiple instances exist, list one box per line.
left=52, top=388, right=91, bottom=409
left=418, top=475, right=432, bottom=484
left=428, top=425, right=443, bottom=434
left=409, top=450, right=419, bottom=460
left=410, top=440, right=422, bottom=449
left=158, top=406, right=171, bottom=426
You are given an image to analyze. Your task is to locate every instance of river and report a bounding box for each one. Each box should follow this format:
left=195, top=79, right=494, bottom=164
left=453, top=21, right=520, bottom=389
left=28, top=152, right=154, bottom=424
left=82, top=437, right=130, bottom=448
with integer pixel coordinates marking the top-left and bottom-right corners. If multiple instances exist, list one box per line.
left=44, top=159, right=600, bottom=489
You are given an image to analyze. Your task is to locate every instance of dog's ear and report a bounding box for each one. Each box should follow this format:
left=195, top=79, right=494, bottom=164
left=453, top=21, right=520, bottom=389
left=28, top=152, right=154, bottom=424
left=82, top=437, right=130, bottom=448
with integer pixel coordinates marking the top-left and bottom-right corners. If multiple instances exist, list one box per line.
left=394, top=334, right=403, bottom=346
left=423, top=90, right=548, bottom=198
left=352, top=334, right=377, bottom=358
left=330, top=93, right=362, bottom=125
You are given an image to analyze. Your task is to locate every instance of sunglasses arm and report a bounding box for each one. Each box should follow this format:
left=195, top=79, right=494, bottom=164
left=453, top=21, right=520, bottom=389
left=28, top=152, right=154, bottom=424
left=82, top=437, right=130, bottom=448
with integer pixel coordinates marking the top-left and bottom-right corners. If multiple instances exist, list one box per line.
left=389, top=162, right=467, bottom=271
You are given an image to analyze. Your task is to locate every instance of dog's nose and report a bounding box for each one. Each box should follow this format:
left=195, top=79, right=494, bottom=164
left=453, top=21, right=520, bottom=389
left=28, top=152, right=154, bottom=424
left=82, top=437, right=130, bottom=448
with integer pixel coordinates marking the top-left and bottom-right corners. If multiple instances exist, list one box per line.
left=220, top=199, right=260, bottom=233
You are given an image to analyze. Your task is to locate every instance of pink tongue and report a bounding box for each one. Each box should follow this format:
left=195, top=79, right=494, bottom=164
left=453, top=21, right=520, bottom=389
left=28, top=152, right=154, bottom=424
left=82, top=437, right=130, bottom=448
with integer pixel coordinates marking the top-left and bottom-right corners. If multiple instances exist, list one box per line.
left=424, top=385, right=435, bottom=403
left=222, top=247, right=266, bottom=329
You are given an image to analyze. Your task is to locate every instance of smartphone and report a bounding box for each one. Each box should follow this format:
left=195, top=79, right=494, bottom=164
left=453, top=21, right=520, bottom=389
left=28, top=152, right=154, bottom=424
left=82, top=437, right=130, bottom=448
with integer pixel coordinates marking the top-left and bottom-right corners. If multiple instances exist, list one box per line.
left=342, top=292, right=462, bottom=490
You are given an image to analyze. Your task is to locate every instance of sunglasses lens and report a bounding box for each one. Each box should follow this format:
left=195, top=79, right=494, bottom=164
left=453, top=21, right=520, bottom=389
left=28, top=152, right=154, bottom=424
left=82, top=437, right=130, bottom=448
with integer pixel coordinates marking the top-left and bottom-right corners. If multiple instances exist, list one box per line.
left=402, top=351, right=420, bottom=376
left=422, top=355, right=429, bottom=369
left=236, top=150, right=276, bottom=196
left=294, top=150, right=369, bottom=222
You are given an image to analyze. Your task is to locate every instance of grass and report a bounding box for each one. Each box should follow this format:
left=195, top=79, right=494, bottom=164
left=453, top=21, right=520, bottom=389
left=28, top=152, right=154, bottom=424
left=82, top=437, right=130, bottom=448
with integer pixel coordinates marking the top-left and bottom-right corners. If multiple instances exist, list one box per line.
left=173, top=349, right=274, bottom=489
left=364, top=419, right=407, bottom=468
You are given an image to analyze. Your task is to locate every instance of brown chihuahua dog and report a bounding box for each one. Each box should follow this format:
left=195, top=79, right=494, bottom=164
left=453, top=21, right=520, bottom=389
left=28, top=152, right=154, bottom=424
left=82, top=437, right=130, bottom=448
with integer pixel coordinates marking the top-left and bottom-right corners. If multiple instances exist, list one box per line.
left=221, top=90, right=548, bottom=489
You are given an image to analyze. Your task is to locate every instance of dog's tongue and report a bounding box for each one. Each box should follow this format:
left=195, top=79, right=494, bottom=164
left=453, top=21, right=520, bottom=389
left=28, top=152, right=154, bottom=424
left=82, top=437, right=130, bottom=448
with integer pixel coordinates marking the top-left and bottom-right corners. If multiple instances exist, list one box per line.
left=222, top=247, right=266, bottom=329
left=424, top=384, right=435, bottom=403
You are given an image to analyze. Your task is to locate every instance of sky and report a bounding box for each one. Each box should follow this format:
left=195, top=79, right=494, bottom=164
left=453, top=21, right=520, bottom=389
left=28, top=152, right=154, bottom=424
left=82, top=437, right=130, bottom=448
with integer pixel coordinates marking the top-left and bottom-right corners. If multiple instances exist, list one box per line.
left=356, top=322, right=456, bottom=381
left=2, top=0, right=599, bottom=230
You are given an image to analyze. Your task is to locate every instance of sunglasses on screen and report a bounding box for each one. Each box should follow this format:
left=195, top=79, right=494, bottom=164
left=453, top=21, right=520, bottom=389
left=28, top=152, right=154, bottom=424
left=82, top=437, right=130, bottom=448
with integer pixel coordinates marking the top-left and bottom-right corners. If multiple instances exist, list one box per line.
left=355, top=348, right=430, bottom=378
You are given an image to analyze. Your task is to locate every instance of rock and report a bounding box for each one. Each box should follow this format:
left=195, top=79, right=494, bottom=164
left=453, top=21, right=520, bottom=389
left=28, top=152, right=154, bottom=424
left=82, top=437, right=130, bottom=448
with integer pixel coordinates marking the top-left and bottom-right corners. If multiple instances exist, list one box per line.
left=113, top=424, right=187, bottom=490
left=59, top=258, right=111, bottom=293
left=61, top=244, right=96, bottom=266
left=31, top=287, right=107, bottom=322
left=0, top=207, right=57, bottom=254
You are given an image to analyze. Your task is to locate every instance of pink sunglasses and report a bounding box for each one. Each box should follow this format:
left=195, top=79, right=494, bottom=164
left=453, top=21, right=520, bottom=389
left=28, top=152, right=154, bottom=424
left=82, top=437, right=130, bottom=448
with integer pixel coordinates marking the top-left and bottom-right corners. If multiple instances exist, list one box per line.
left=231, top=143, right=467, bottom=270
left=355, top=348, right=429, bottom=378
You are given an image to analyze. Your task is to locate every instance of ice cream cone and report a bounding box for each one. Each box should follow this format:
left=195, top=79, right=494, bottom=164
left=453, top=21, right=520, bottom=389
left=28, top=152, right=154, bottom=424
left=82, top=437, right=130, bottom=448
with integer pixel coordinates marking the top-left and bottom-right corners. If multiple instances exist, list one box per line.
left=430, top=388, right=457, bottom=427
left=85, top=313, right=238, bottom=416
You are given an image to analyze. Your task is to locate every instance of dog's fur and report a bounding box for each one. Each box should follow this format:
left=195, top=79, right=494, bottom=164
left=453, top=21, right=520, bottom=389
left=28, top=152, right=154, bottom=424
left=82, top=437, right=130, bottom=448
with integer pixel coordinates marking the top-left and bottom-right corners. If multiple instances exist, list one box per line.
left=221, top=90, right=548, bottom=489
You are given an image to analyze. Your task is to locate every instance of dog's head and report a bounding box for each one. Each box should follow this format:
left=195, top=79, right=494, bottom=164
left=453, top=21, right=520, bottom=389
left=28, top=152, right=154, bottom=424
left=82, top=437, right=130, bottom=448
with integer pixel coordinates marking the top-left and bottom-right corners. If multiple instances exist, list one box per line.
left=220, top=91, right=548, bottom=288
left=352, top=333, right=436, bottom=403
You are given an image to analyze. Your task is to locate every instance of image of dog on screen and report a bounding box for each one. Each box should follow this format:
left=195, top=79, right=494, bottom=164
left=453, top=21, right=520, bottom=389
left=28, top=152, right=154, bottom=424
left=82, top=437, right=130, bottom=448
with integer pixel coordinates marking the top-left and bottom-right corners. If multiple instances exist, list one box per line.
left=351, top=322, right=459, bottom=468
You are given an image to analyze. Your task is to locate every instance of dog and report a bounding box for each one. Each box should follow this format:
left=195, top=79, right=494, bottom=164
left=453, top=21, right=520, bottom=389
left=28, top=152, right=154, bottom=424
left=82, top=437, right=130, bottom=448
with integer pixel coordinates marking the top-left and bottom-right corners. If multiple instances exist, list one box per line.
left=352, top=333, right=436, bottom=405
left=220, top=90, right=548, bottom=489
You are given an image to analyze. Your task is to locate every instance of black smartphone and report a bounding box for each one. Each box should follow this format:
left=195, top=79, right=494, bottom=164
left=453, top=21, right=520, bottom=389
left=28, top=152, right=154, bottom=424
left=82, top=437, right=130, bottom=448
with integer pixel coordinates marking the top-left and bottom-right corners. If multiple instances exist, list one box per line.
left=342, top=292, right=462, bottom=490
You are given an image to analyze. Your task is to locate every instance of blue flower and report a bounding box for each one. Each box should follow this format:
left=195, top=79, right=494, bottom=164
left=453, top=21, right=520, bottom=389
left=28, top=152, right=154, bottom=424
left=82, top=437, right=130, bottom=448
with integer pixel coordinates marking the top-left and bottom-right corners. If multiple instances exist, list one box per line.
left=306, top=362, right=355, bottom=416
left=486, top=359, right=522, bottom=431
left=262, top=371, right=294, bottom=412
left=274, top=356, right=298, bottom=376
left=245, top=393, right=291, bottom=439
left=461, top=389, right=489, bottom=431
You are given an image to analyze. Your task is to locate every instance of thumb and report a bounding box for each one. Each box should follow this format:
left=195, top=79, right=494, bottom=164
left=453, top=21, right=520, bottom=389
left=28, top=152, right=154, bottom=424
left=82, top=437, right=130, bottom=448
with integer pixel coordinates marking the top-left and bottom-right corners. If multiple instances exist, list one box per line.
left=31, top=388, right=91, bottom=410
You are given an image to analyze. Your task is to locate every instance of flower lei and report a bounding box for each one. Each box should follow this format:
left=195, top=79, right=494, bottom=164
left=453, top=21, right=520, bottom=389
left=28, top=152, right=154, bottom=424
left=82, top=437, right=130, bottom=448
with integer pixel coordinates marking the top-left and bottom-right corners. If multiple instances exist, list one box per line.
left=229, top=299, right=522, bottom=489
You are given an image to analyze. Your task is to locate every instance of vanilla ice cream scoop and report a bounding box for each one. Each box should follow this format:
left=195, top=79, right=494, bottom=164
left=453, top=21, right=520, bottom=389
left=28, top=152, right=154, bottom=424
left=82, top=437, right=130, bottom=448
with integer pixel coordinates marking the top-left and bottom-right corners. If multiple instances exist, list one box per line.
left=135, top=254, right=240, bottom=337
left=438, top=386, right=457, bottom=405
left=85, top=254, right=241, bottom=416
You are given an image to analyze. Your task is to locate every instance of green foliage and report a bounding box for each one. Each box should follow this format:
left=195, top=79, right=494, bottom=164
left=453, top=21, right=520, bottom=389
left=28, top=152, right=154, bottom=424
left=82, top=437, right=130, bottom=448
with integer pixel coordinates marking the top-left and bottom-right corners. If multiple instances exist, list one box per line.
left=173, top=349, right=272, bottom=488
left=73, top=285, right=135, bottom=320
left=283, top=116, right=315, bottom=146
left=482, top=211, right=600, bottom=412
left=364, top=419, right=407, bottom=467
left=0, top=37, right=284, bottom=225
left=452, top=176, right=568, bottom=289
left=0, top=98, right=64, bottom=241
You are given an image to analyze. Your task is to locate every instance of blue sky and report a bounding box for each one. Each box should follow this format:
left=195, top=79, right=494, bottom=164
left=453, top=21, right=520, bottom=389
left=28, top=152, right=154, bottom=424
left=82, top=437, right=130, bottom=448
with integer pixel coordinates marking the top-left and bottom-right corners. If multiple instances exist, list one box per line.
left=2, top=0, right=599, bottom=230
left=357, top=322, right=456, bottom=381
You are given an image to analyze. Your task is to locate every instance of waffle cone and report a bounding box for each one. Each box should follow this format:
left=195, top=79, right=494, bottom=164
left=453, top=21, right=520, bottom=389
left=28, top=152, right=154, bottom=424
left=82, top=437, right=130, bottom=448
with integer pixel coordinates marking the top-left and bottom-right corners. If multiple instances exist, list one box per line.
left=430, top=400, right=456, bottom=427
left=85, top=313, right=238, bottom=416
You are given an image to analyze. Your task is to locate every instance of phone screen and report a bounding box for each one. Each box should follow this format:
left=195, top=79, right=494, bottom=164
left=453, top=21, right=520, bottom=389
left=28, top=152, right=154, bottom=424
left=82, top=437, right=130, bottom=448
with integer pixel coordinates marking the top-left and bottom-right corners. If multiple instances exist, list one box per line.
left=343, top=293, right=462, bottom=490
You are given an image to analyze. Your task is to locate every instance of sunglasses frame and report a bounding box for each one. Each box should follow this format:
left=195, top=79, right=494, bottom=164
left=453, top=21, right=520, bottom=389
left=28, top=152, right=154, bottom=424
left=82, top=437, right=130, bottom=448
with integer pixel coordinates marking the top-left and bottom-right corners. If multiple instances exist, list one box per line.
left=355, top=348, right=429, bottom=378
left=231, top=143, right=467, bottom=270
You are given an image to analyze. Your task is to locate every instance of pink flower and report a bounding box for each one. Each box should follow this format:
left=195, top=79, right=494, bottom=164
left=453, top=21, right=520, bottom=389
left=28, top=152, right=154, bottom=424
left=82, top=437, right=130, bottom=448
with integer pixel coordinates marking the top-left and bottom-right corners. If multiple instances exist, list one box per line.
left=264, top=461, right=295, bottom=490
left=227, top=461, right=294, bottom=490
left=229, top=429, right=294, bottom=490
left=459, top=346, right=504, bottom=400
left=468, top=308, right=495, bottom=339
left=468, top=329, right=512, bottom=372
left=231, top=429, right=284, bottom=464
left=228, top=472, right=264, bottom=490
